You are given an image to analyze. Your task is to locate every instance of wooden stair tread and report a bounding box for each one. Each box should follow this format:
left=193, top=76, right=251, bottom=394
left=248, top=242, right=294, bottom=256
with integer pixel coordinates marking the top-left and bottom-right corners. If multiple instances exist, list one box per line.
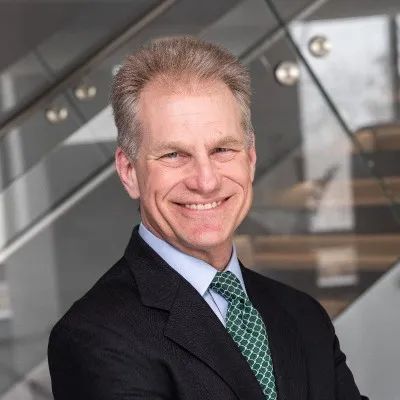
left=252, top=233, right=400, bottom=254
left=355, top=124, right=400, bottom=152
left=265, top=176, right=400, bottom=208
left=311, top=125, right=400, bottom=154
left=234, top=234, right=400, bottom=270
left=253, top=233, right=400, bottom=245
left=253, top=252, right=396, bottom=270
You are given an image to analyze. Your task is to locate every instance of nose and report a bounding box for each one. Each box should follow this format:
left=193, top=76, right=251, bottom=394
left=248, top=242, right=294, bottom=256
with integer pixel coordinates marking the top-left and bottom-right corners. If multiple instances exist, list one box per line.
left=185, top=157, right=221, bottom=194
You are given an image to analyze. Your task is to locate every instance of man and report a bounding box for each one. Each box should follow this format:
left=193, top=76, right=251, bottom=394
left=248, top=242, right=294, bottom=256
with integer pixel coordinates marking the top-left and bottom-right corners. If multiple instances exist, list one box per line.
left=48, top=36, right=367, bottom=400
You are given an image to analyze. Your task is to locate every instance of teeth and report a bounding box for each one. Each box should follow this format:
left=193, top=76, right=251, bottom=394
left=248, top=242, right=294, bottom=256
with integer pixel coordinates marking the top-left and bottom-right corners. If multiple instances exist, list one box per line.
left=184, top=201, right=222, bottom=210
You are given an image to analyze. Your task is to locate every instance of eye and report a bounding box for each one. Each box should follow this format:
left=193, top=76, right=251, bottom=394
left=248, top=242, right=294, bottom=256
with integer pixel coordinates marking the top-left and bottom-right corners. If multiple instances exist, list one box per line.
left=162, top=152, right=179, bottom=159
left=212, top=147, right=236, bottom=162
left=214, top=148, right=231, bottom=153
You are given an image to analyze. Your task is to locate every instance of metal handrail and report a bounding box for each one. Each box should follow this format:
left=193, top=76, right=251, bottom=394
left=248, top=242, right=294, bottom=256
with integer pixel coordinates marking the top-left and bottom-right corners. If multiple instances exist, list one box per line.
left=0, top=0, right=177, bottom=140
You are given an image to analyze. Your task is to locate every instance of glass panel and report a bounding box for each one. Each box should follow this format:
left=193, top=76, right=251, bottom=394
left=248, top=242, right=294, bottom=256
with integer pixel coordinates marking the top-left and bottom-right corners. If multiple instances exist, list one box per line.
left=0, top=0, right=160, bottom=124
left=201, top=0, right=285, bottom=57
left=0, top=1, right=264, bottom=396
left=0, top=94, right=83, bottom=192
left=234, top=0, right=400, bottom=321
left=0, top=106, right=111, bottom=251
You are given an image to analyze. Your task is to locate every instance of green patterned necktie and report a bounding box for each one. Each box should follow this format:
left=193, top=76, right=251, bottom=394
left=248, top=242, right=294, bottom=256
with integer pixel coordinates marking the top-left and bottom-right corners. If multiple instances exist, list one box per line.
left=210, top=271, right=277, bottom=400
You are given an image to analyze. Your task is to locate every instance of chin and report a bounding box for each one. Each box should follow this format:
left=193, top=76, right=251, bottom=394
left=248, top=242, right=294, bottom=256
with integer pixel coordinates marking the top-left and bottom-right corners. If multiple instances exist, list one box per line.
left=183, top=227, right=232, bottom=250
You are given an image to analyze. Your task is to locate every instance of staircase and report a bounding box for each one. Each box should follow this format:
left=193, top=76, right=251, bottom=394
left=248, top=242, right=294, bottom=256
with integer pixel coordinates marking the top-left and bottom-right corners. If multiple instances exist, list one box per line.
left=235, top=124, right=400, bottom=319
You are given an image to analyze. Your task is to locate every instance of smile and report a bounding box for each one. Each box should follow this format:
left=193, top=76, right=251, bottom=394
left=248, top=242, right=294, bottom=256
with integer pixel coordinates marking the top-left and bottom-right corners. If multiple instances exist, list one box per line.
left=183, top=201, right=222, bottom=210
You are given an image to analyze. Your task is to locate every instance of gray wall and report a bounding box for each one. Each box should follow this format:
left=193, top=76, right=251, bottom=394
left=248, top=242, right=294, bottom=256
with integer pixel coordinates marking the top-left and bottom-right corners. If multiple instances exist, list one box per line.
left=335, top=260, right=400, bottom=400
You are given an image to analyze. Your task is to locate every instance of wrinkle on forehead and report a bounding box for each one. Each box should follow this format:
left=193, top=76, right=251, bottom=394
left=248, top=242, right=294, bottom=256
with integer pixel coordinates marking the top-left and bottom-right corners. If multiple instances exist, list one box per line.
left=141, top=81, right=241, bottom=124
left=140, top=77, right=238, bottom=112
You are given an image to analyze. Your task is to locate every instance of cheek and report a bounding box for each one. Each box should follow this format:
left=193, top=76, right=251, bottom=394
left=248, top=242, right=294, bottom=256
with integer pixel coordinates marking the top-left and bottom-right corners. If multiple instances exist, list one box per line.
left=223, top=163, right=252, bottom=188
left=141, top=170, right=181, bottom=202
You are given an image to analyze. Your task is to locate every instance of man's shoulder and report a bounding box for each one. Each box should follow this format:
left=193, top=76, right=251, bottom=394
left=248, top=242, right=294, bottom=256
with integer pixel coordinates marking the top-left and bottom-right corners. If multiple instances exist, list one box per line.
left=50, top=256, right=141, bottom=339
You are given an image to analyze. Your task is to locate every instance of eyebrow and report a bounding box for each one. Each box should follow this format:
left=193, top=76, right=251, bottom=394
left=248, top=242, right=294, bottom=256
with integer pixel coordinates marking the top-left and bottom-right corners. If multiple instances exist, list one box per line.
left=152, top=140, right=191, bottom=154
left=215, top=135, right=245, bottom=148
left=152, top=135, right=245, bottom=154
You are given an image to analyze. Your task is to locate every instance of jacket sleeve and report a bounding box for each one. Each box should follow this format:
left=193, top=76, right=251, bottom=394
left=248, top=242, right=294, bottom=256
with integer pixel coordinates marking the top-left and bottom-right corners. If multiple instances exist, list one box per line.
left=332, top=332, right=369, bottom=400
left=314, top=300, right=369, bottom=400
left=48, top=320, right=173, bottom=400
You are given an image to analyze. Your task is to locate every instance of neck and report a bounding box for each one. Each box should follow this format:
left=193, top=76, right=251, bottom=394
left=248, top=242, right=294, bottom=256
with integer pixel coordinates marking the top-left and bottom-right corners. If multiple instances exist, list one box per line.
left=141, top=223, right=233, bottom=271
left=186, top=245, right=233, bottom=271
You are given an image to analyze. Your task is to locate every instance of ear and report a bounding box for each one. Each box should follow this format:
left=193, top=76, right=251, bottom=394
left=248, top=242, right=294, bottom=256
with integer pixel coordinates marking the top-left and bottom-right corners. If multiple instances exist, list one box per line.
left=248, top=143, right=257, bottom=183
left=115, top=147, right=140, bottom=199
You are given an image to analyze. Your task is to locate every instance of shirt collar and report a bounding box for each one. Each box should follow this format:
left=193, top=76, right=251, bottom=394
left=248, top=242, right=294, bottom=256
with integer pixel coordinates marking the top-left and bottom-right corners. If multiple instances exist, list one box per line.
left=138, top=223, right=246, bottom=296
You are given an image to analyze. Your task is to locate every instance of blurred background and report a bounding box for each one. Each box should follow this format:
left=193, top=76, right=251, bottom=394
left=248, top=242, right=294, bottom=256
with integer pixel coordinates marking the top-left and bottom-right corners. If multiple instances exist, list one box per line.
left=0, top=0, right=399, bottom=398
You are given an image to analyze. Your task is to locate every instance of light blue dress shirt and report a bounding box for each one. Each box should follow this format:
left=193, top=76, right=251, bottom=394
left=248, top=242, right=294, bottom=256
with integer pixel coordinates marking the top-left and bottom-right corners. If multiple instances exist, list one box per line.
left=139, top=223, right=247, bottom=326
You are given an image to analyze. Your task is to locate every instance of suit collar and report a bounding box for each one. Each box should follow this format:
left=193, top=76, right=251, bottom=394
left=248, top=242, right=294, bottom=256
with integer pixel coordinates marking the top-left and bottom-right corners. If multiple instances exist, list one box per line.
left=124, top=227, right=265, bottom=399
left=241, top=265, right=308, bottom=400
left=124, top=226, right=180, bottom=311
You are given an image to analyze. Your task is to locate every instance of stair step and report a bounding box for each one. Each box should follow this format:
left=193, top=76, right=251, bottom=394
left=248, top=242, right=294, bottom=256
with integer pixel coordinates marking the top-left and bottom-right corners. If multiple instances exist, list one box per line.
left=247, top=205, right=400, bottom=234
left=252, top=234, right=400, bottom=254
left=234, top=233, right=400, bottom=270
left=253, top=252, right=396, bottom=270
left=253, top=267, right=381, bottom=301
left=266, top=177, right=400, bottom=208
left=300, top=124, right=400, bottom=156
left=296, top=151, right=400, bottom=180
left=355, top=123, right=400, bottom=152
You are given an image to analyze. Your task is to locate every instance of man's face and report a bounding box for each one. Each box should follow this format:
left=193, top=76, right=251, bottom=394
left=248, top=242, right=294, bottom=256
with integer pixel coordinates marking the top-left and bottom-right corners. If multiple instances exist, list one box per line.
left=119, top=80, right=256, bottom=263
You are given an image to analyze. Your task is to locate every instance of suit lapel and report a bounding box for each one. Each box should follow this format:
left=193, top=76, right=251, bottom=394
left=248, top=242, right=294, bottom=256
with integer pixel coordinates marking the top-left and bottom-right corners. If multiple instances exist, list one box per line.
left=125, top=228, right=265, bottom=400
left=165, top=277, right=266, bottom=400
left=242, top=266, right=308, bottom=400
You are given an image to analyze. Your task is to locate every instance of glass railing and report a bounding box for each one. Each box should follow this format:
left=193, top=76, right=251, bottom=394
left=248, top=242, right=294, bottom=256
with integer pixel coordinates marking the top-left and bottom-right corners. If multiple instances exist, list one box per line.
left=2, top=0, right=400, bottom=398
left=234, top=0, right=400, bottom=321
left=0, top=0, right=269, bottom=396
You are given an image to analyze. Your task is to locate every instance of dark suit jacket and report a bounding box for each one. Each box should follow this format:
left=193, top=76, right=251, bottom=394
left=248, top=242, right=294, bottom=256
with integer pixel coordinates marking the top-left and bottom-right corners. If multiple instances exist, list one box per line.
left=48, top=226, right=367, bottom=400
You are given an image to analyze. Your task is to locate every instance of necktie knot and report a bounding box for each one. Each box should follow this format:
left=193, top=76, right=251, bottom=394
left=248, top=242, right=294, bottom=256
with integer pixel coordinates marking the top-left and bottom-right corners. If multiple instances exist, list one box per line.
left=210, top=271, right=247, bottom=303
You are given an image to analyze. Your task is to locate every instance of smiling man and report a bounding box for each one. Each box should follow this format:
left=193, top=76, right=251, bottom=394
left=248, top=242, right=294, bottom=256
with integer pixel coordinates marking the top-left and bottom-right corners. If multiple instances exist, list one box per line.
left=48, top=36, right=366, bottom=400
left=117, top=76, right=255, bottom=269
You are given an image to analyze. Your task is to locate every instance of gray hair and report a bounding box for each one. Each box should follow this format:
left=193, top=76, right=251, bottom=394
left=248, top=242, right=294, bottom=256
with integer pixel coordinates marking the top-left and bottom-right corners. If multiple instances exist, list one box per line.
left=110, top=35, right=253, bottom=161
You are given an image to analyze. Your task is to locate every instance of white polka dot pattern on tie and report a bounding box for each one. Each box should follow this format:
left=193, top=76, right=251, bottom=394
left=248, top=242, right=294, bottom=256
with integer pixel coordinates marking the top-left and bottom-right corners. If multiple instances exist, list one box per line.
left=210, top=271, right=277, bottom=400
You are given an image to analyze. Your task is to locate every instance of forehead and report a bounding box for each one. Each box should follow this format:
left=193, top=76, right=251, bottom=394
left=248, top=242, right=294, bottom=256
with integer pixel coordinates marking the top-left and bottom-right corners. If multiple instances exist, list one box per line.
left=138, top=79, right=243, bottom=141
